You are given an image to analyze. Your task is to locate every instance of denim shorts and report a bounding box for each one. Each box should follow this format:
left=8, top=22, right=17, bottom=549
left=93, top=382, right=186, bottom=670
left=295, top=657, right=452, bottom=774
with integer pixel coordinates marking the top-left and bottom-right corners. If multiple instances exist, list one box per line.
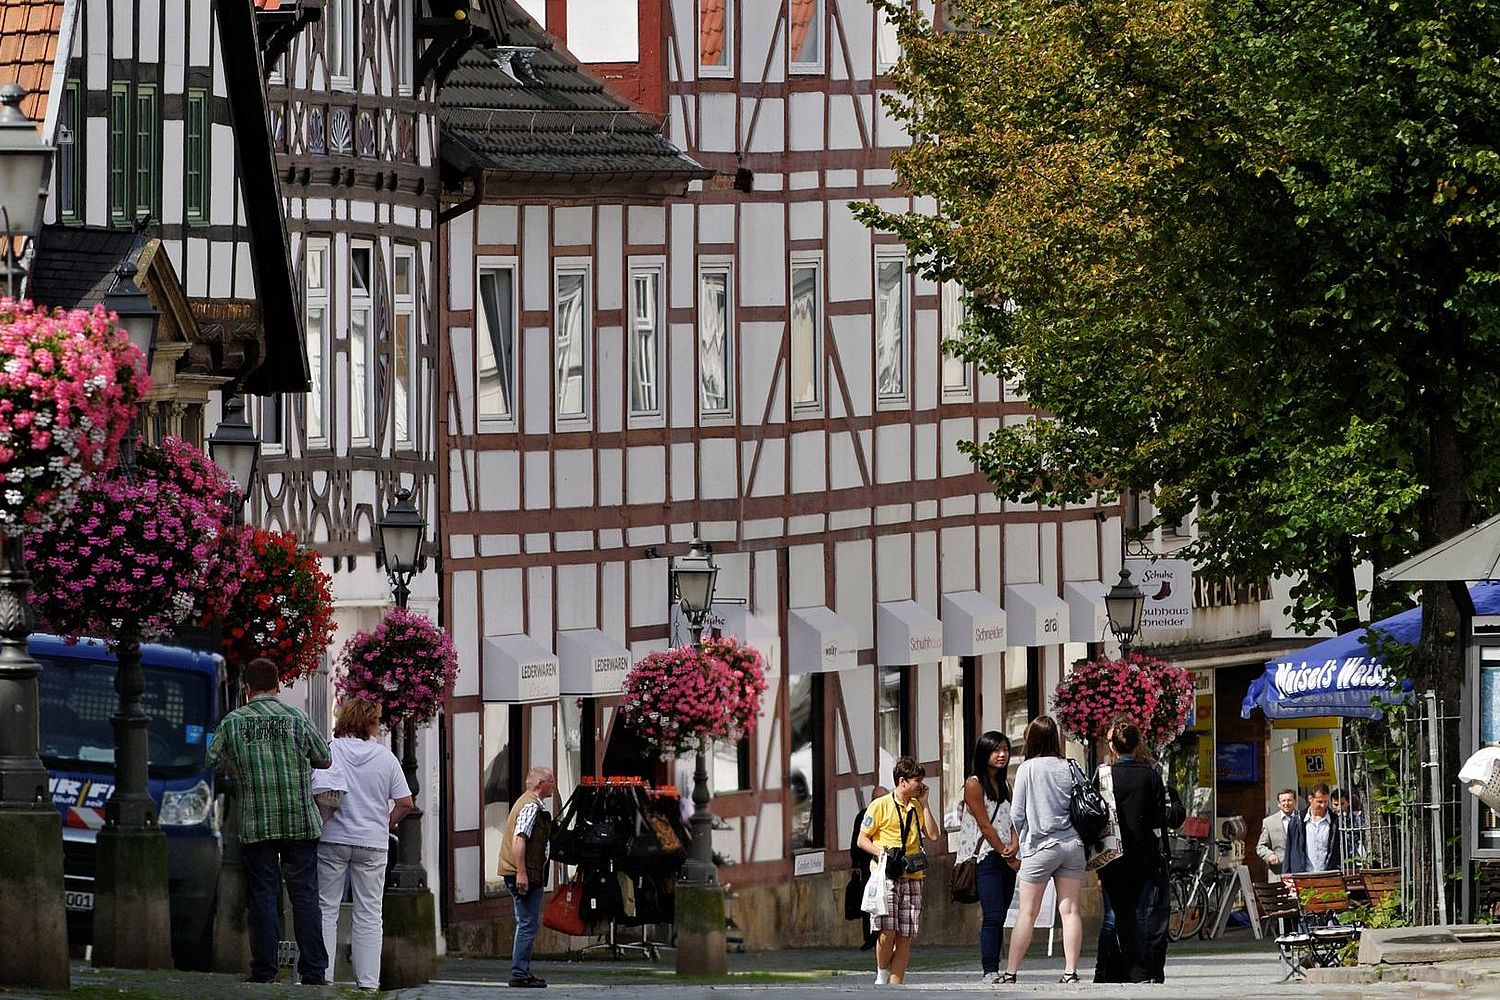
left=1018, top=838, right=1086, bottom=884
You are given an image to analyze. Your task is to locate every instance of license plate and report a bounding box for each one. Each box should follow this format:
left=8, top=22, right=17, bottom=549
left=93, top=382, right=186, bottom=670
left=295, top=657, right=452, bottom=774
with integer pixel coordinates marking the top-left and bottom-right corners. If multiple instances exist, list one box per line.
left=64, top=890, right=94, bottom=911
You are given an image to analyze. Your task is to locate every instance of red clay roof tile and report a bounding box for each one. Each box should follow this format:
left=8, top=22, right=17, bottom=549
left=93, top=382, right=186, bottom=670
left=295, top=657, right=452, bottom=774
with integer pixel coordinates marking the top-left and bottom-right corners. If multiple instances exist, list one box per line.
left=0, top=0, right=64, bottom=124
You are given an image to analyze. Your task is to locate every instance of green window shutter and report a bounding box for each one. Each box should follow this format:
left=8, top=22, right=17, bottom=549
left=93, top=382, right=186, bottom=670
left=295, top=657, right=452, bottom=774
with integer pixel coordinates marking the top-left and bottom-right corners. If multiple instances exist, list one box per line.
left=185, top=90, right=207, bottom=224
left=109, top=83, right=129, bottom=225
left=134, top=85, right=158, bottom=222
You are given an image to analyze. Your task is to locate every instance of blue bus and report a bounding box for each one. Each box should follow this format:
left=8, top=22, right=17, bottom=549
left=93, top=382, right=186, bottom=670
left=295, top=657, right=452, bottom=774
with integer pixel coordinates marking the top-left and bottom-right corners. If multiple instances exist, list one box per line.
left=34, top=633, right=227, bottom=970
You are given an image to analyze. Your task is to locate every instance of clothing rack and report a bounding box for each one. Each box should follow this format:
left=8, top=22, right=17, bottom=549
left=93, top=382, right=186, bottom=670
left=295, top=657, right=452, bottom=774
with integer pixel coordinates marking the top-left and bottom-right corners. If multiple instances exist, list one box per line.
left=553, top=777, right=686, bottom=963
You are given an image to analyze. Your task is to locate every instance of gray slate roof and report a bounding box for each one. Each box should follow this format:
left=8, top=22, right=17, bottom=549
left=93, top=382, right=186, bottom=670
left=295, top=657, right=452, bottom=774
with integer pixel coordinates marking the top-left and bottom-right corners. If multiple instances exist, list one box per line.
left=440, top=2, right=709, bottom=184
left=28, top=225, right=141, bottom=310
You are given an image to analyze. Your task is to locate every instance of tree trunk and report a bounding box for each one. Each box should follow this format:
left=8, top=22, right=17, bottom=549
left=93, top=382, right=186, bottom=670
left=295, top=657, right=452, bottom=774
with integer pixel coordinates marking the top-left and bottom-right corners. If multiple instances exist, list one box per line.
left=1414, top=408, right=1469, bottom=919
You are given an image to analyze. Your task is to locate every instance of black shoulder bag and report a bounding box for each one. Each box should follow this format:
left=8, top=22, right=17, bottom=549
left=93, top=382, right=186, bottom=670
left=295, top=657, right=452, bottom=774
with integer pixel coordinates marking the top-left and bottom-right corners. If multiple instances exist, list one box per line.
left=886, top=795, right=929, bottom=878
left=1067, top=759, right=1109, bottom=847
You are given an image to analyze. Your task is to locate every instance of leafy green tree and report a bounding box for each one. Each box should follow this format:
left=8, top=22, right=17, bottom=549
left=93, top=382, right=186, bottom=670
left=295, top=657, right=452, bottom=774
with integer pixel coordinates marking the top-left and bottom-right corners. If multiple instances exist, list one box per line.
left=860, top=0, right=1500, bottom=724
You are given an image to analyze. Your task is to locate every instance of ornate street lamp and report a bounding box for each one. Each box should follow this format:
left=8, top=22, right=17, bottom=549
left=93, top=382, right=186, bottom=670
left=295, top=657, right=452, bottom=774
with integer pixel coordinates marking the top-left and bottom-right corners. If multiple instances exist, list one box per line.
left=0, top=83, right=53, bottom=301
left=671, top=538, right=720, bottom=887
left=206, top=395, right=259, bottom=972
left=1105, top=567, right=1147, bottom=660
left=375, top=484, right=435, bottom=987
left=378, top=486, right=428, bottom=891
left=378, top=487, right=424, bottom=612
left=102, top=260, right=158, bottom=369
left=207, top=395, right=260, bottom=502
left=672, top=537, right=718, bottom=634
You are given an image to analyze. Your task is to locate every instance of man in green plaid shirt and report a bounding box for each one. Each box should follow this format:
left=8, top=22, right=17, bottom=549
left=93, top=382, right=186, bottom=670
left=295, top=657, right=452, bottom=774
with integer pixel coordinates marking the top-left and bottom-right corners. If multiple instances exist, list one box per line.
left=207, top=658, right=332, bottom=985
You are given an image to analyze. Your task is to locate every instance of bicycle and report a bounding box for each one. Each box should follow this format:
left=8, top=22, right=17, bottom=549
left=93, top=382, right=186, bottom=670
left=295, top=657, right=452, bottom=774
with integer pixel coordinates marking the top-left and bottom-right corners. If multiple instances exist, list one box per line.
left=1167, top=836, right=1241, bottom=941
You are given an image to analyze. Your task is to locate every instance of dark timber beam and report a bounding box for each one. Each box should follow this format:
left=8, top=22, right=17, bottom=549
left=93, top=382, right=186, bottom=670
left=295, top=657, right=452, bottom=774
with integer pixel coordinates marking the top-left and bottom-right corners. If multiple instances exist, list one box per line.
left=258, top=1, right=323, bottom=73
left=214, top=0, right=309, bottom=395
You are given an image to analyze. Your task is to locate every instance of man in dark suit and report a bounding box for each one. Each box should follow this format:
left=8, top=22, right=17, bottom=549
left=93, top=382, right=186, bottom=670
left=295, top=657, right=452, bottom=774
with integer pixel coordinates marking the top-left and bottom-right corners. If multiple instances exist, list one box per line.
left=1284, top=782, right=1342, bottom=873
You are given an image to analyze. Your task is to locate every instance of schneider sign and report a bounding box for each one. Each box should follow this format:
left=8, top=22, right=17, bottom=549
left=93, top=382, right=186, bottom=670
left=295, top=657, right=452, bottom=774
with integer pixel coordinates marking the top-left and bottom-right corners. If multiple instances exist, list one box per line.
left=1124, top=558, right=1193, bottom=632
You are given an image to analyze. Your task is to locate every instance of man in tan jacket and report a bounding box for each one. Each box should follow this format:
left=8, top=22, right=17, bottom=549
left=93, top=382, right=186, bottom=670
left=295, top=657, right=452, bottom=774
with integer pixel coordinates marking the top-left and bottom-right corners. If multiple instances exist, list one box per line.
left=499, top=767, right=556, bottom=988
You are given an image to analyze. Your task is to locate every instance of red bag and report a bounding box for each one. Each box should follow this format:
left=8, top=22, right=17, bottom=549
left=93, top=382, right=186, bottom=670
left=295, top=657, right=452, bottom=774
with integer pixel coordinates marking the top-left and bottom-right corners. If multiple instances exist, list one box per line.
left=542, top=878, right=586, bottom=936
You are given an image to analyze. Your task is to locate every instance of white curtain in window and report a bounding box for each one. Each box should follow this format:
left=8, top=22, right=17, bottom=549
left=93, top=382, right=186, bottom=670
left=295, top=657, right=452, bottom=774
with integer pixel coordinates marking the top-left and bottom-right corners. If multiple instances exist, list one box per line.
left=875, top=259, right=905, bottom=398
left=630, top=272, right=658, bottom=414
left=305, top=307, right=325, bottom=438
left=699, top=271, right=729, bottom=412
left=941, top=279, right=970, bottom=392
left=477, top=270, right=514, bottom=419
left=791, top=265, right=819, bottom=405
left=350, top=308, right=369, bottom=438
left=555, top=272, right=587, bottom=417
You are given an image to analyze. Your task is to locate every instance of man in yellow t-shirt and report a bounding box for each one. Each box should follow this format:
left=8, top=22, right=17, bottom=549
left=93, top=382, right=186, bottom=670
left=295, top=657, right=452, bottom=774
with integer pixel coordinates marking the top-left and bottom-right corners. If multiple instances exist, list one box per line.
left=857, top=756, right=942, bottom=985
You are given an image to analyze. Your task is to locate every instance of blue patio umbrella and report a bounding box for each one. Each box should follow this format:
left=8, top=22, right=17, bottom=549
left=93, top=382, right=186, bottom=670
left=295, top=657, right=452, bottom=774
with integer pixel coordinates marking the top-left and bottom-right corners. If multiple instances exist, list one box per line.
left=1240, top=583, right=1500, bottom=720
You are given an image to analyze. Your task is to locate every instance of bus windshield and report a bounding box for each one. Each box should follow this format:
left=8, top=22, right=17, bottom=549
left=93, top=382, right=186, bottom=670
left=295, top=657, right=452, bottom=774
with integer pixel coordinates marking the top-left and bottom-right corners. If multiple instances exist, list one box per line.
left=37, top=654, right=213, bottom=779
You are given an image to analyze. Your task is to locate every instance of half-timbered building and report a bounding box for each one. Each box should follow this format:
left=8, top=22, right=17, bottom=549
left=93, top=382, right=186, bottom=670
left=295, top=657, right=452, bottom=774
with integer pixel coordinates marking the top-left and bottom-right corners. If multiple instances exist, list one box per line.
left=438, top=1, right=1125, bottom=950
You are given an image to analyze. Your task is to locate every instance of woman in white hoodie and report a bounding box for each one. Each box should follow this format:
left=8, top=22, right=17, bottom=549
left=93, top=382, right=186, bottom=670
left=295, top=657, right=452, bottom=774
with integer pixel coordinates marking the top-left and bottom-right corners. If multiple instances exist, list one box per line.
left=315, top=698, right=413, bottom=990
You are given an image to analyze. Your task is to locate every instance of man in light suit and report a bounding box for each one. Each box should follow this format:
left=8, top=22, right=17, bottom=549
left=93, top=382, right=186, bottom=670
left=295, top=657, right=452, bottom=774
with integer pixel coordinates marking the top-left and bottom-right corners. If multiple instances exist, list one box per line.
left=1256, top=788, right=1299, bottom=880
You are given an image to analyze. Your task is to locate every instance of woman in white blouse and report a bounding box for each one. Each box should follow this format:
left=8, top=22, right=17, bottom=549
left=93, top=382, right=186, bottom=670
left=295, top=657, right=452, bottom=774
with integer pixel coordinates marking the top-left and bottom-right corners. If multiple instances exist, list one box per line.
left=958, top=730, right=1021, bottom=984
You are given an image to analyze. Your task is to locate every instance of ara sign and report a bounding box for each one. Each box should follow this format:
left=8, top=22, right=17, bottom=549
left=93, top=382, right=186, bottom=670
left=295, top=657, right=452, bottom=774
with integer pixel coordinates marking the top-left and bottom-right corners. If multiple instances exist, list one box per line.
left=1124, top=558, right=1193, bottom=632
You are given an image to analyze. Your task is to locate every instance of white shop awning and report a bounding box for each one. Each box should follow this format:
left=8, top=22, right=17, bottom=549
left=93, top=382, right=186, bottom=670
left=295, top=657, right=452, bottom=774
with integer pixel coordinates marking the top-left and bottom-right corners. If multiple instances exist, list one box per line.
left=941, top=591, right=1007, bottom=656
left=556, top=629, right=631, bottom=697
left=787, top=606, right=858, bottom=675
left=876, top=600, right=944, bottom=666
left=482, top=633, right=560, bottom=704
left=1063, top=581, right=1110, bottom=644
left=1004, top=584, right=1070, bottom=647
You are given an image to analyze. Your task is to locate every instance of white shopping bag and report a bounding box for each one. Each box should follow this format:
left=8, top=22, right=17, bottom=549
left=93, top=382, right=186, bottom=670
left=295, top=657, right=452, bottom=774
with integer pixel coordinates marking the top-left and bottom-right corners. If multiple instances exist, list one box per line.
left=860, top=858, right=890, bottom=917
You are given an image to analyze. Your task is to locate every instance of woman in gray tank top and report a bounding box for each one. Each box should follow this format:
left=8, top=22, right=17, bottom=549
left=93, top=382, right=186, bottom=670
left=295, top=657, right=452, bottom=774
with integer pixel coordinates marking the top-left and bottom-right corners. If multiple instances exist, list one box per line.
left=1000, top=715, right=1085, bottom=984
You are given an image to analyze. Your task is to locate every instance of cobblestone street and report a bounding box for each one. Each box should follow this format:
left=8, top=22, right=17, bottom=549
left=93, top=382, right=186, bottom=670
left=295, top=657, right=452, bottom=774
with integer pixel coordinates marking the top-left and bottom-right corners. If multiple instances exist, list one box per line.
left=3, top=938, right=1487, bottom=999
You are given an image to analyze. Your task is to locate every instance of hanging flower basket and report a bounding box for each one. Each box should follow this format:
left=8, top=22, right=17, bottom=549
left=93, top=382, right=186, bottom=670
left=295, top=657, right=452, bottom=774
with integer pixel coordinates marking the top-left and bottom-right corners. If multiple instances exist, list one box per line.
left=217, top=528, right=335, bottom=686
left=1144, top=659, right=1196, bottom=754
left=26, top=435, right=242, bottom=646
left=1052, top=653, right=1195, bottom=755
left=619, top=636, right=767, bottom=758
left=0, top=300, right=148, bottom=534
left=333, top=606, right=459, bottom=727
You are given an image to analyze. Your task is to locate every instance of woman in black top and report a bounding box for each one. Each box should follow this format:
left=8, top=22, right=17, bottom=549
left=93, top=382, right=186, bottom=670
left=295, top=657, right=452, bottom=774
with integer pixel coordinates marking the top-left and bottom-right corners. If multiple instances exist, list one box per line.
left=1094, top=717, right=1170, bottom=984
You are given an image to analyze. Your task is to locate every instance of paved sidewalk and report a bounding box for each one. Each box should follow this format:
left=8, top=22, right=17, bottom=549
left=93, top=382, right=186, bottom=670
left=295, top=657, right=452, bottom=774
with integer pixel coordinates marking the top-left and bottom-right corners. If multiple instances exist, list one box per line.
left=0, top=935, right=1477, bottom=998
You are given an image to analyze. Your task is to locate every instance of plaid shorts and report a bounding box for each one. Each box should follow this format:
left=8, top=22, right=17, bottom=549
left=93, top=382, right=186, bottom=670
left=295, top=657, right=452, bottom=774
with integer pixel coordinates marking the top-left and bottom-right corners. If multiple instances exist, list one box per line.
left=872, top=876, right=924, bottom=938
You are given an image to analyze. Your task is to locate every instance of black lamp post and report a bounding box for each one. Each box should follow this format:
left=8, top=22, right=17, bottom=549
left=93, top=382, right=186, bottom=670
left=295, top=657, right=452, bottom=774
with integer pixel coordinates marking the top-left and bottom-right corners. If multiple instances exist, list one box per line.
left=207, top=395, right=261, bottom=504
left=206, top=397, right=259, bottom=973
left=379, top=486, right=428, bottom=892
left=1105, top=567, right=1147, bottom=661
left=672, top=538, right=720, bottom=886
left=0, top=83, right=53, bottom=301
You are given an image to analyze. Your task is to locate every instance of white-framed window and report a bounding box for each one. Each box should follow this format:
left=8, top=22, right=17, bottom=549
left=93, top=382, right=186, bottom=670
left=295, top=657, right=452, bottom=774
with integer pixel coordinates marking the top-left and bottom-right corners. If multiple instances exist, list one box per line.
left=698, top=264, right=733, bottom=415
left=554, top=265, right=591, bottom=420
left=349, top=242, right=373, bottom=443
left=790, top=257, right=822, bottom=409
left=475, top=260, right=517, bottom=423
left=394, top=0, right=413, bottom=94
left=698, top=0, right=733, bottom=77
left=628, top=265, right=663, bottom=416
left=876, top=2, right=903, bottom=72
left=327, top=0, right=355, bottom=87
left=260, top=394, right=285, bottom=454
left=941, top=279, right=973, bottom=398
left=790, top=0, right=824, bottom=72
left=875, top=253, right=908, bottom=401
left=393, top=247, right=417, bottom=447
left=303, top=238, right=329, bottom=444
